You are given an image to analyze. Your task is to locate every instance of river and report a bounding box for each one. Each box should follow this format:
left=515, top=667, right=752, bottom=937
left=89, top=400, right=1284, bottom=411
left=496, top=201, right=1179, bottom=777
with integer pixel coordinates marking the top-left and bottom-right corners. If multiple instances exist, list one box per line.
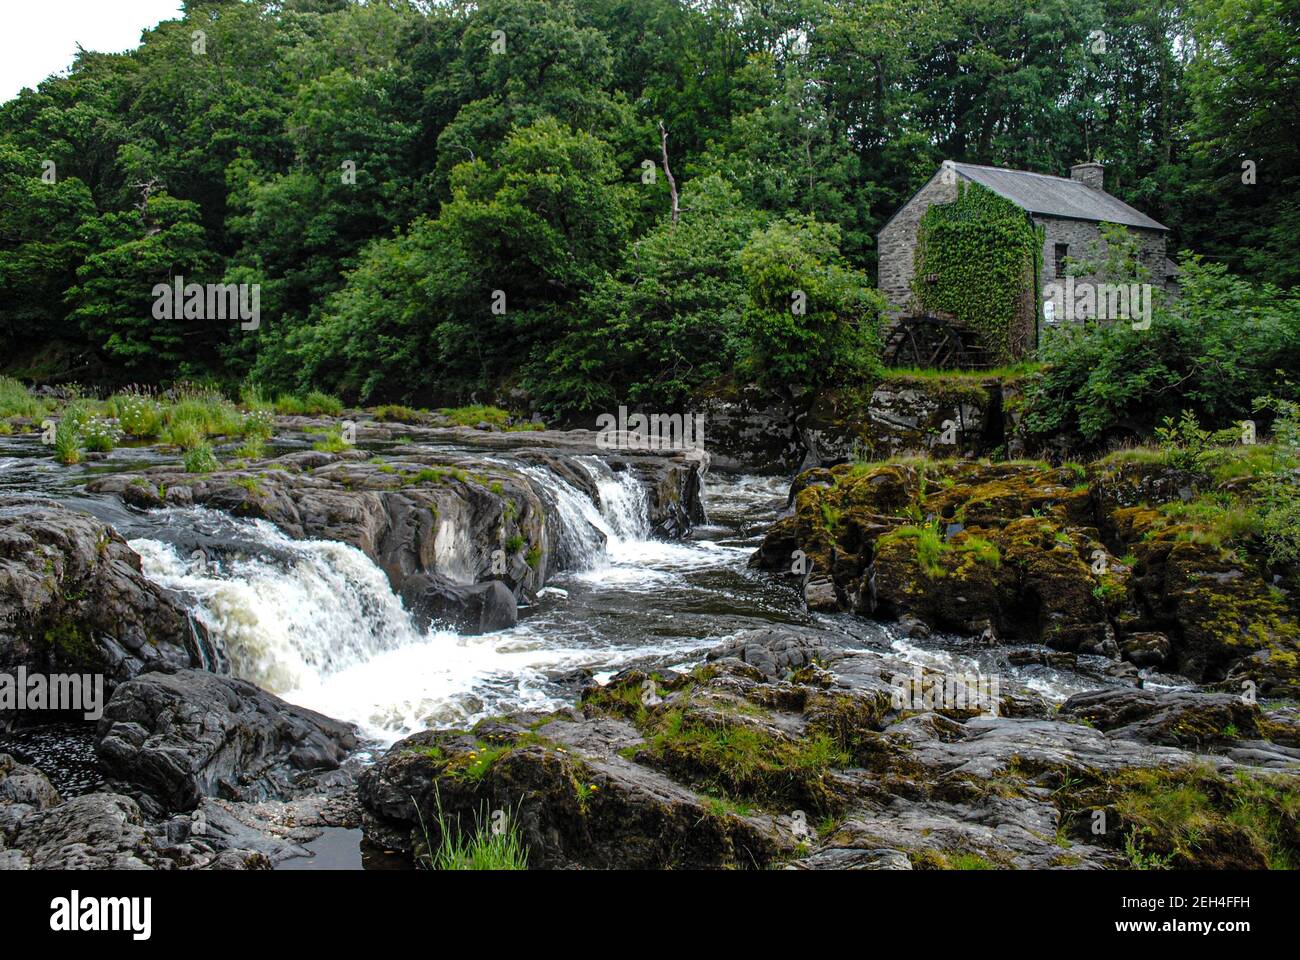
left=1, top=428, right=1142, bottom=755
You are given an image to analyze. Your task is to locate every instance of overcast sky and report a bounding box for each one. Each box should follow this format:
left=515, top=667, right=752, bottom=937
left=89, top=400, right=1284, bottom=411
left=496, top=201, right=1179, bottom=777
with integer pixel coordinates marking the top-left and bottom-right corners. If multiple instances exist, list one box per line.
left=1, top=0, right=185, bottom=102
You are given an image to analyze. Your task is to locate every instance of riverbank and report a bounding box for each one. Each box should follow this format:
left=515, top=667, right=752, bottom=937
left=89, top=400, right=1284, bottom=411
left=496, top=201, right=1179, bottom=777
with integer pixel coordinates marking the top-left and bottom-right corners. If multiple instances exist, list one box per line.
left=1, top=395, right=1298, bottom=870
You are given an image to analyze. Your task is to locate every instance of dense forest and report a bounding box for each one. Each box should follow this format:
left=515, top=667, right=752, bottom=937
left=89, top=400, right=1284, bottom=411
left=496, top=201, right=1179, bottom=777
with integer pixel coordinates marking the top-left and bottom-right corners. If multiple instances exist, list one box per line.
left=1, top=0, right=1297, bottom=429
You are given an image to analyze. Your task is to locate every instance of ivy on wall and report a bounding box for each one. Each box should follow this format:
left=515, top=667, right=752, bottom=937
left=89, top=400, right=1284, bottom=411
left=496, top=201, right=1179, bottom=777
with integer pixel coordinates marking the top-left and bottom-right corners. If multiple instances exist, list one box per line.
left=912, top=182, right=1043, bottom=362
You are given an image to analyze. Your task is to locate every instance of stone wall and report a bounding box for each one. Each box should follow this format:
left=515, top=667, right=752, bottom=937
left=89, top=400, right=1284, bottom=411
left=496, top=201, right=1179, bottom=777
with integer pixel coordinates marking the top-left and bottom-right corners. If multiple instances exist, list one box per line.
left=876, top=169, right=958, bottom=339
left=877, top=168, right=1169, bottom=354
left=1037, top=217, right=1166, bottom=286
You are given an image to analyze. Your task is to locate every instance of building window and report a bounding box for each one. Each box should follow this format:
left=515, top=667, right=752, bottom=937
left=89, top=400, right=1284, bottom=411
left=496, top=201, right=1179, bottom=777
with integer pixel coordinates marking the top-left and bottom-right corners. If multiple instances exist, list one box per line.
left=1054, top=243, right=1069, bottom=277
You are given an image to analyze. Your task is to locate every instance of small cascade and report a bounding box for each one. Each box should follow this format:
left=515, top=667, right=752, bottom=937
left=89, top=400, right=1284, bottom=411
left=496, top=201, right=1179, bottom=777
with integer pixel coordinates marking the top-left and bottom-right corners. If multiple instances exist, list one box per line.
left=511, top=462, right=616, bottom=569
left=130, top=509, right=426, bottom=694
left=576, top=456, right=651, bottom=541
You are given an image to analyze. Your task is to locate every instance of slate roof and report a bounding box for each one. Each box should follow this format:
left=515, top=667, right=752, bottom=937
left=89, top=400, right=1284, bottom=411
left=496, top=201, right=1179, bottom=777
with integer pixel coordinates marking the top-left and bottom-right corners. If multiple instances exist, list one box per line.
left=951, top=162, right=1168, bottom=231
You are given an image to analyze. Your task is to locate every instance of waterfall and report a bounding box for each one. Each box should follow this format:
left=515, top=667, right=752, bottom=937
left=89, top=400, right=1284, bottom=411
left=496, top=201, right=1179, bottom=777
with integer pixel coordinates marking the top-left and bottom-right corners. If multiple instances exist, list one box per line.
left=576, top=456, right=651, bottom=541
left=510, top=462, right=615, bottom=569
left=121, top=459, right=665, bottom=744
left=130, top=509, right=426, bottom=695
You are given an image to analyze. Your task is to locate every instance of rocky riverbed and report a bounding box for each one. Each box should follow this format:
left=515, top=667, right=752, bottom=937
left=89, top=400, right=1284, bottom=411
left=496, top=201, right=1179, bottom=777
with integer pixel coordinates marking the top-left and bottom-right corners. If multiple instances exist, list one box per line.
left=1, top=411, right=1298, bottom=870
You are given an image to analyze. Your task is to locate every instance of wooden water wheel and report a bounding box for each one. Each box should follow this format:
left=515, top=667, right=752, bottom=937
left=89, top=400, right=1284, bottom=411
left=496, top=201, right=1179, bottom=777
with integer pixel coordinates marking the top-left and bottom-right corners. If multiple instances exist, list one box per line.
left=883, top=314, right=986, bottom=369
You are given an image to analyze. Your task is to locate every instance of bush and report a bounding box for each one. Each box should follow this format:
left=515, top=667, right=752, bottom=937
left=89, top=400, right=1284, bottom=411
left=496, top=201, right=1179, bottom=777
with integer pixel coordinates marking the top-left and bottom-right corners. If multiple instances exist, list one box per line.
left=163, top=419, right=204, bottom=451
left=1024, top=258, right=1300, bottom=449
left=110, top=391, right=163, bottom=437
left=438, top=405, right=511, bottom=428
left=183, top=442, right=220, bottom=473
left=739, top=215, right=884, bottom=401
left=1255, top=397, right=1300, bottom=567
left=80, top=417, right=121, bottom=453
left=240, top=407, right=275, bottom=439
left=276, top=391, right=343, bottom=416
left=52, top=418, right=82, bottom=465
left=0, top=376, right=42, bottom=418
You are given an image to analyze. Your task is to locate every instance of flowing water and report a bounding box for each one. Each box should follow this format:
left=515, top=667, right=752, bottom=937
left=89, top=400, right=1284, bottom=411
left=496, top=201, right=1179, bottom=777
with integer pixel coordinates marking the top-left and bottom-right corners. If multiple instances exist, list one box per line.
left=0, top=430, right=1172, bottom=751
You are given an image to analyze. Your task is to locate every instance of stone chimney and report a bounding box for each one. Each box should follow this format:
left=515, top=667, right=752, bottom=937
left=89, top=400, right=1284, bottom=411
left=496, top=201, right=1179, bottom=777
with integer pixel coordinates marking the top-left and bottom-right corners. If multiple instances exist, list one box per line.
left=1070, top=161, right=1104, bottom=191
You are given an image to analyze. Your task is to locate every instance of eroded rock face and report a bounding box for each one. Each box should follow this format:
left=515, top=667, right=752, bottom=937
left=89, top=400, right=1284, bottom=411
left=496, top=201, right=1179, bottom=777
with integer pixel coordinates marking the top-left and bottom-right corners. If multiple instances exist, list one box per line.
left=357, top=630, right=1300, bottom=870
left=86, top=428, right=706, bottom=635
left=0, top=497, right=216, bottom=709
left=751, top=460, right=1300, bottom=695
left=96, top=669, right=357, bottom=814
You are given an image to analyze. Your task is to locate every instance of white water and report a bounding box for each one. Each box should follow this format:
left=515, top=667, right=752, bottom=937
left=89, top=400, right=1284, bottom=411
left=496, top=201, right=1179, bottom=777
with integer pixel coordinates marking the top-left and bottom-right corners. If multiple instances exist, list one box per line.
left=126, top=465, right=682, bottom=744
left=126, top=470, right=1111, bottom=747
left=132, top=515, right=429, bottom=694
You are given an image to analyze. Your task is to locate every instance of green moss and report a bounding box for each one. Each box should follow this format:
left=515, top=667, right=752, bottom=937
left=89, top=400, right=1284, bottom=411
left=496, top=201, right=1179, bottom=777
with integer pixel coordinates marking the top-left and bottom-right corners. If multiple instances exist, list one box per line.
left=640, top=708, right=850, bottom=813
left=1052, top=762, right=1300, bottom=870
left=445, top=742, right=512, bottom=782
left=41, top=620, right=102, bottom=668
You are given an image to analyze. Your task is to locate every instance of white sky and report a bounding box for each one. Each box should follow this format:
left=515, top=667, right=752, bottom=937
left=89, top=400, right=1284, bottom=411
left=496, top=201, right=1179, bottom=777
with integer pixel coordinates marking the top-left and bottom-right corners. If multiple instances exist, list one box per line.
left=0, top=0, right=185, bottom=102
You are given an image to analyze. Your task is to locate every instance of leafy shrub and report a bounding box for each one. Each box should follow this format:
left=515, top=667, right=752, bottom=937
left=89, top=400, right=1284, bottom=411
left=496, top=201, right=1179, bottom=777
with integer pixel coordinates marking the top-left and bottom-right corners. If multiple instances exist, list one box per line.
left=0, top=376, right=42, bottom=418
left=110, top=391, right=163, bottom=437
left=739, top=215, right=884, bottom=400
left=1255, top=397, right=1300, bottom=567
left=80, top=417, right=121, bottom=453
left=52, top=418, right=82, bottom=465
left=439, top=405, right=511, bottom=428
left=183, top=442, right=219, bottom=473
left=1153, top=409, right=1240, bottom=473
left=1024, top=258, right=1300, bottom=448
left=276, top=391, right=343, bottom=416
left=372, top=404, right=422, bottom=423
left=163, top=420, right=204, bottom=451
left=240, top=407, right=275, bottom=439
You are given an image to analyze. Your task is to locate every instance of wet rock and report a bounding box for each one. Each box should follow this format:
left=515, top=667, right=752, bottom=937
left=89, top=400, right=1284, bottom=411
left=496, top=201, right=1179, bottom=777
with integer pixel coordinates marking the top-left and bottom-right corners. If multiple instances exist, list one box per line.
left=401, top=576, right=517, bottom=634
left=1119, top=631, right=1170, bottom=667
left=360, top=627, right=1299, bottom=870
left=96, top=669, right=357, bottom=813
left=0, top=497, right=217, bottom=708
left=705, top=628, right=845, bottom=679
left=9, top=792, right=162, bottom=869
left=785, top=847, right=913, bottom=870
left=1058, top=688, right=1262, bottom=748
left=88, top=428, right=705, bottom=633
left=752, top=458, right=1300, bottom=692
left=359, top=718, right=794, bottom=870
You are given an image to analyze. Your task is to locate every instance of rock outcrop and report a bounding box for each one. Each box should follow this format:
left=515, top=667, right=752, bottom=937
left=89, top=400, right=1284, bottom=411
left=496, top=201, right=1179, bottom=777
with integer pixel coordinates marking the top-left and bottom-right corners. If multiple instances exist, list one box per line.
left=96, top=669, right=357, bottom=814
left=87, top=425, right=705, bottom=635
left=0, top=752, right=357, bottom=869
left=751, top=458, right=1300, bottom=695
left=359, top=629, right=1300, bottom=870
left=0, top=497, right=216, bottom=711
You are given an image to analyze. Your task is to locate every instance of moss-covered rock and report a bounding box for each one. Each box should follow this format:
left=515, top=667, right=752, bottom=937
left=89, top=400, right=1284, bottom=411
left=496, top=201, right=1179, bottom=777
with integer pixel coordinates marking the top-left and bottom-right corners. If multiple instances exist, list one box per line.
left=753, top=456, right=1300, bottom=691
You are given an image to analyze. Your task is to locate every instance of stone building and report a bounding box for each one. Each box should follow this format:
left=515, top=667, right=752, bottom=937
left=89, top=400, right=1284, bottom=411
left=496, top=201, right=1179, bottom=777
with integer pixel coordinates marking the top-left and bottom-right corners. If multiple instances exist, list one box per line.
left=876, top=161, right=1176, bottom=358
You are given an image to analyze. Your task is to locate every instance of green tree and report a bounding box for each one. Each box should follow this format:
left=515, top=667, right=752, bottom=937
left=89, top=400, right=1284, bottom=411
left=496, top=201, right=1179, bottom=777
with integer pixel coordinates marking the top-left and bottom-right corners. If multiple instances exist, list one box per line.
left=66, top=193, right=214, bottom=380
left=533, top=175, right=762, bottom=417
left=739, top=215, right=885, bottom=401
